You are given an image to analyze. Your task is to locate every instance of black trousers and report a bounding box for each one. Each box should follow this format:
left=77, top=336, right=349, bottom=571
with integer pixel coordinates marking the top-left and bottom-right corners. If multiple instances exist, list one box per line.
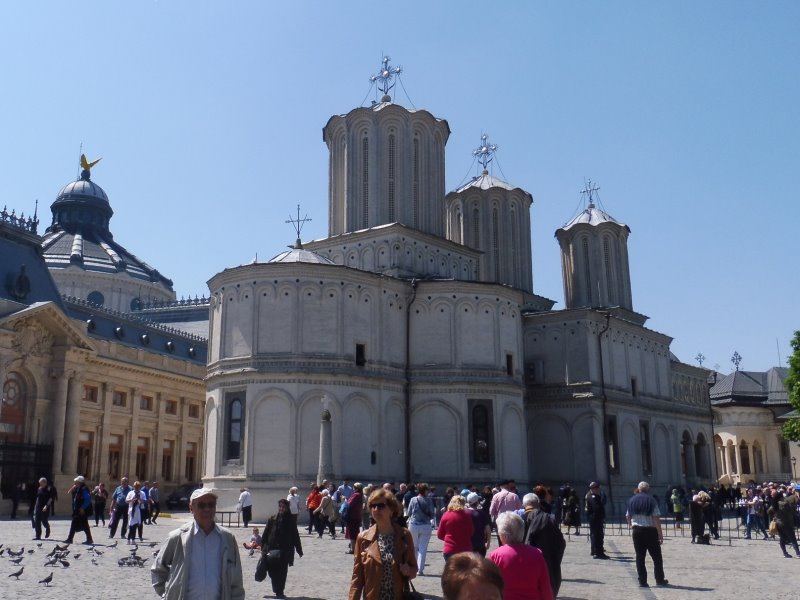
left=631, top=526, right=665, bottom=585
left=68, top=511, right=93, bottom=543
left=151, top=501, right=160, bottom=523
left=33, top=509, right=51, bottom=539
left=242, top=505, right=252, bottom=527
left=93, top=502, right=106, bottom=525
left=589, top=519, right=605, bottom=555
left=109, top=504, right=128, bottom=538
left=268, top=558, right=289, bottom=595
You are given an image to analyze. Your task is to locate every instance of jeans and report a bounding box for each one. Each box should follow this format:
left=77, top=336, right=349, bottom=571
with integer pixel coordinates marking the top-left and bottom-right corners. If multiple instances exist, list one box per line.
left=408, top=522, right=433, bottom=574
left=745, top=513, right=767, bottom=538
left=631, top=526, right=665, bottom=585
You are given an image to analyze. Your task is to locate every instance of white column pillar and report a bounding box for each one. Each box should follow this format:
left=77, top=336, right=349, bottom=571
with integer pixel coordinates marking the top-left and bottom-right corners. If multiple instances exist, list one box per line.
left=62, top=373, right=84, bottom=476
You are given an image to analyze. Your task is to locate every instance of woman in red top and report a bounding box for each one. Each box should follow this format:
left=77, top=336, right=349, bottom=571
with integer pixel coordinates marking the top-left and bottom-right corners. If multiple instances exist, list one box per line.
left=306, top=483, right=323, bottom=535
left=437, top=495, right=474, bottom=560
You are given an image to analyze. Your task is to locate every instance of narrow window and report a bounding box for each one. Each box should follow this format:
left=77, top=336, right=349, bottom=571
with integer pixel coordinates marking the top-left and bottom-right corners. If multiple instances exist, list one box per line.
left=492, top=207, right=500, bottom=280
left=472, top=208, right=480, bottom=247
left=112, top=390, right=127, bottom=407
left=83, top=385, right=98, bottom=403
left=388, top=134, right=395, bottom=222
left=161, top=439, right=174, bottom=481
left=356, top=343, right=366, bottom=366
left=108, top=434, right=122, bottom=479
left=469, top=400, right=494, bottom=467
left=506, top=353, right=514, bottom=376
left=631, top=377, right=638, bottom=397
left=639, top=420, right=652, bottom=475
left=370, top=451, right=377, bottom=465
left=185, top=442, right=198, bottom=481
left=77, top=431, right=93, bottom=479
left=606, top=416, right=619, bottom=473
left=226, top=396, right=244, bottom=460
left=135, top=437, right=149, bottom=480
left=362, top=137, right=369, bottom=229
left=413, top=138, right=419, bottom=227
left=582, top=237, right=592, bottom=306
left=604, top=237, right=613, bottom=303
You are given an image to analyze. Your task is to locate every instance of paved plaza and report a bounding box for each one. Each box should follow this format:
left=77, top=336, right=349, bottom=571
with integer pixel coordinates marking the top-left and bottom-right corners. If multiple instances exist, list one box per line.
left=0, top=513, right=797, bottom=599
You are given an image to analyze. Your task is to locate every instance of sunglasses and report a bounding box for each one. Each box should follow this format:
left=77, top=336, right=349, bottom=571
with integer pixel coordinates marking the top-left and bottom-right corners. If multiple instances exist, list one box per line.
left=369, top=503, right=387, bottom=510
left=195, top=501, right=217, bottom=510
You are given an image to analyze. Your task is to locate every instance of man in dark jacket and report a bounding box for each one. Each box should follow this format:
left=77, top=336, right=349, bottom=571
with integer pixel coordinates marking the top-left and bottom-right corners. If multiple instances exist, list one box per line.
left=261, top=498, right=303, bottom=599
left=585, top=481, right=609, bottom=559
left=65, top=475, right=93, bottom=544
left=523, top=492, right=565, bottom=598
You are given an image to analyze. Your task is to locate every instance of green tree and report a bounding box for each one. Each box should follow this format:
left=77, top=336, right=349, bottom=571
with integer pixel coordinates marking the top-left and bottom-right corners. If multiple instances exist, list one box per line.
left=781, top=330, right=800, bottom=441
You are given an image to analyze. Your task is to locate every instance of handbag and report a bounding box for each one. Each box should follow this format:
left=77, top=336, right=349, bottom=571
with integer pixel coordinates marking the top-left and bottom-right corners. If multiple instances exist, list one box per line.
left=265, top=548, right=282, bottom=568
left=768, top=519, right=778, bottom=536
left=254, top=554, right=268, bottom=582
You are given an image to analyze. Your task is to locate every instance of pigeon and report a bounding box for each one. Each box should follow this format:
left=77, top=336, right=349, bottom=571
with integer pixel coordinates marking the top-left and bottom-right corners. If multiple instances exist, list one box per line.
left=59, top=559, right=70, bottom=568
left=10, top=556, right=23, bottom=565
left=0, top=548, right=5, bottom=556
left=148, top=542, right=158, bottom=547
left=93, top=549, right=103, bottom=556
left=8, top=566, right=23, bottom=579
left=0, top=543, right=4, bottom=550
left=44, top=557, right=58, bottom=567
left=36, top=543, right=43, bottom=548
left=39, top=571, right=53, bottom=586
left=8, top=547, right=24, bottom=557
left=248, top=549, right=255, bottom=557
left=91, top=558, right=98, bottom=566
left=108, top=541, right=118, bottom=549
left=73, top=553, right=81, bottom=560
left=27, top=549, right=35, bottom=555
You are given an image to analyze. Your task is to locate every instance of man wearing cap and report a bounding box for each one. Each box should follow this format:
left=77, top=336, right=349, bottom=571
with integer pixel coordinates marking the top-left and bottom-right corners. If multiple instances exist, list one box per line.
left=585, top=482, right=609, bottom=559
left=65, top=475, right=93, bottom=544
left=626, top=481, right=668, bottom=588
left=152, top=488, right=244, bottom=600
left=467, top=492, right=492, bottom=557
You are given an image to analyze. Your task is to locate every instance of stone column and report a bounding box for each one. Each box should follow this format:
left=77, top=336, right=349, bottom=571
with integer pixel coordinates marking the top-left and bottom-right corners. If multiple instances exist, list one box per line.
left=51, top=372, right=70, bottom=477
left=317, top=397, right=334, bottom=485
left=128, top=387, right=140, bottom=478
left=62, top=373, right=84, bottom=476
left=98, top=383, right=112, bottom=479
left=733, top=444, right=742, bottom=481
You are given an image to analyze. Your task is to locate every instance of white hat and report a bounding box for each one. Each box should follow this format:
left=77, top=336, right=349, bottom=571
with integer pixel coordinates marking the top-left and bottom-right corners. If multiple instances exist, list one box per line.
left=74, top=475, right=85, bottom=483
left=467, top=492, right=481, bottom=505
left=189, top=487, right=218, bottom=502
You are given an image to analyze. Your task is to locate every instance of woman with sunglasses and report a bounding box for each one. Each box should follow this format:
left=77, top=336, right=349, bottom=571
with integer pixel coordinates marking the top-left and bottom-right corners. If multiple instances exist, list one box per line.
left=348, top=488, right=418, bottom=600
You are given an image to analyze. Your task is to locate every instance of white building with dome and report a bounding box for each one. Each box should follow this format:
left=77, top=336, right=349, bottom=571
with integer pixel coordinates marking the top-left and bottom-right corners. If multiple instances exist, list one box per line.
left=202, top=60, right=713, bottom=517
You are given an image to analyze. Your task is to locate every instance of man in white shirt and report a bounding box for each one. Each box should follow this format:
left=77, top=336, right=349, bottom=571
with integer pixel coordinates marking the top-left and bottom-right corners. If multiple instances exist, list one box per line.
left=151, top=488, right=244, bottom=600
left=238, top=487, right=253, bottom=528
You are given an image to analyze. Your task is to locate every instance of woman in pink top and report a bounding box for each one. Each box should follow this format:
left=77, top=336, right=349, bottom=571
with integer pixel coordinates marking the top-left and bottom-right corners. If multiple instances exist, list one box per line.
left=437, top=495, right=474, bottom=560
left=489, top=512, right=553, bottom=600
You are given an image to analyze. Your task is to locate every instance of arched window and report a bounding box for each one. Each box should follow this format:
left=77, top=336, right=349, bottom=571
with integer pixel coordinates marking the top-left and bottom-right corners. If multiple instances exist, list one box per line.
left=1, top=372, right=27, bottom=443
left=226, top=395, right=244, bottom=461
left=740, top=440, right=751, bottom=475
left=470, top=400, right=493, bottom=466
left=582, top=237, right=592, bottom=306
left=362, top=137, right=369, bottom=229
left=752, top=441, right=764, bottom=474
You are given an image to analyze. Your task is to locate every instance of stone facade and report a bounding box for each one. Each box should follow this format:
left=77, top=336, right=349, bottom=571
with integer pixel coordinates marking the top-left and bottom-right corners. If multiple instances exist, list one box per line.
left=203, top=86, right=715, bottom=518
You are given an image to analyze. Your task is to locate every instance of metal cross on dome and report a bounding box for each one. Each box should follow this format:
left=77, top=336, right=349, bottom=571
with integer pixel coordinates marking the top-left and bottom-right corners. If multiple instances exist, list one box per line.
left=581, top=179, right=601, bottom=206
left=731, top=351, right=742, bottom=371
left=370, top=56, right=402, bottom=99
left=472, top=134, right=498, bottom=170
left=286, top=204, right=312, bottom=249
left=695, top=352, right=705, bottom=367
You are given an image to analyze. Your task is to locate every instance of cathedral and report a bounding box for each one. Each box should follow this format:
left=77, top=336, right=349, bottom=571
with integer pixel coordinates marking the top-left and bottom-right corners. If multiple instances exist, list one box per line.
left=202, top=59, right=713, bottom=517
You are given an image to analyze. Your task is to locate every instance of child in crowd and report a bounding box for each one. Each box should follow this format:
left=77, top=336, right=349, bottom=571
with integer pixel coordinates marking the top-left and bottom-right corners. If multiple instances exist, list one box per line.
left=243, top=526, right=262, bottom=550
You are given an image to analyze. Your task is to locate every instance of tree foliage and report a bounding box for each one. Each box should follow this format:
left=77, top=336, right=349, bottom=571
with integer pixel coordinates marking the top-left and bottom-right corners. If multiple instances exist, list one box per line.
left=781, top=330, right=800, bottom=441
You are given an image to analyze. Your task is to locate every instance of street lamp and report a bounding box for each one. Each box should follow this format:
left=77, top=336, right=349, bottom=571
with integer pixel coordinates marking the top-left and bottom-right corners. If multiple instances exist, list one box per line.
left=792, top=456, right=797, bottom=480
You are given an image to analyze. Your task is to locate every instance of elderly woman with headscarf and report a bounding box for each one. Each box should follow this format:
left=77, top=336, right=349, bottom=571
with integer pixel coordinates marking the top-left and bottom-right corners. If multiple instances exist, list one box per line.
left=348, top=488, right=417, bottom=600
left=489, top=512, right=553, bottom=600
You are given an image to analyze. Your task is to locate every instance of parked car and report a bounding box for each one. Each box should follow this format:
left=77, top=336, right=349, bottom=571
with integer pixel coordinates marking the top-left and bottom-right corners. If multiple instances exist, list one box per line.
left=166, top=483, right=201, bottom=510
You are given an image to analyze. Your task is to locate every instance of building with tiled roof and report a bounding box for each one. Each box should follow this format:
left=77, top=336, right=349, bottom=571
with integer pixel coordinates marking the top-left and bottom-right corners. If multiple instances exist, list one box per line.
left=710, top=367, right=796, bottom=484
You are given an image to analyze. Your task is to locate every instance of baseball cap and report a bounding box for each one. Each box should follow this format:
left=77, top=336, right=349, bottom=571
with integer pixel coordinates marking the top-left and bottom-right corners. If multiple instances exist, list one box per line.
left=189, top=487, right=218, bottom=502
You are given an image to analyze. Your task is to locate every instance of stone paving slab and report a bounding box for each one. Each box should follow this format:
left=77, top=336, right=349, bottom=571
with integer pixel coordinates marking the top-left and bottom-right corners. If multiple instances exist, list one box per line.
left=0, top=516, right=797, bottom=599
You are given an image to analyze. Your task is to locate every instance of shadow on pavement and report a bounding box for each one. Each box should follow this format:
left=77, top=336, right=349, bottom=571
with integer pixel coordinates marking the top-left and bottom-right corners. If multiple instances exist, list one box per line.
left=562, top=578, right=603, bottom=585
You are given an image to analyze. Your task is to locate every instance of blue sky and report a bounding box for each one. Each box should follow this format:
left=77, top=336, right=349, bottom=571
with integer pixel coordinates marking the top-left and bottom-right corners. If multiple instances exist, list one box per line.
left=2, top=1, right=797, bottom=373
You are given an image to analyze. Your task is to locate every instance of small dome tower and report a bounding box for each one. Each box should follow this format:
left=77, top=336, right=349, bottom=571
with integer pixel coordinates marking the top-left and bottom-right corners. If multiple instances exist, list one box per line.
left=555, top=183, right=633, bottom=311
